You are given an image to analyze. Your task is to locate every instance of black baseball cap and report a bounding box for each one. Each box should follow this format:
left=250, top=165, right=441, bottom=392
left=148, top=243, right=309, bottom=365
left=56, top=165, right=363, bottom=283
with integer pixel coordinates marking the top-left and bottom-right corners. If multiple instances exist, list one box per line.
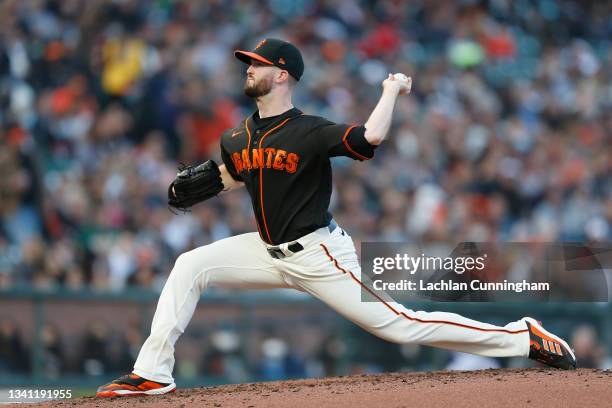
left=234, top=38, right=304, bottom=81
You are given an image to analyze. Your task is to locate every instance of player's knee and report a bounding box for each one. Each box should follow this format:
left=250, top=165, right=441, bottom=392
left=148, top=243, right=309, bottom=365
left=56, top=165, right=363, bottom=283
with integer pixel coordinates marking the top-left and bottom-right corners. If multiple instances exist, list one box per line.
left=173, top=246, right=217, bottom=278
left=173, top=250, right=201, bottom=276
left=164, top=251, right=209, bottom=294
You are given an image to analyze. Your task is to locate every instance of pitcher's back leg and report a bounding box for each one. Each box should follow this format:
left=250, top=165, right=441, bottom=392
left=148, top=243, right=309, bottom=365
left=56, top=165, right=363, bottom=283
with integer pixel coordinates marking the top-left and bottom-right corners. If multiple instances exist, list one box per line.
left=287, top=230, right=529, bottom=358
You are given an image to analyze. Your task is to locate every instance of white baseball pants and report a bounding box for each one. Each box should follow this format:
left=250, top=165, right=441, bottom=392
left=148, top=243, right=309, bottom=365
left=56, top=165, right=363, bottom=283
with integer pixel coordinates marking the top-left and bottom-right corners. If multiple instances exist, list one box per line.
left=134, top=223, right=529, bottom=383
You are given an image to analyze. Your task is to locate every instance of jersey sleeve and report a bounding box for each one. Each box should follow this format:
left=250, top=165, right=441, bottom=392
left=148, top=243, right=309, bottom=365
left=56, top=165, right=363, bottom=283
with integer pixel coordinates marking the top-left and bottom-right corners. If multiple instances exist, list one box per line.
left=311, top=118, right=377, bottom=161
left=220, top=136, right=242, bottom=181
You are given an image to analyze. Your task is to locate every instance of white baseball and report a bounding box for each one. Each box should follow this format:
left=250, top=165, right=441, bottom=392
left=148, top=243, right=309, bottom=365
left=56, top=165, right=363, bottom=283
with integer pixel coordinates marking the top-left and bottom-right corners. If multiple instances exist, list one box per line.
left=393, top=73, right=409, bottom=81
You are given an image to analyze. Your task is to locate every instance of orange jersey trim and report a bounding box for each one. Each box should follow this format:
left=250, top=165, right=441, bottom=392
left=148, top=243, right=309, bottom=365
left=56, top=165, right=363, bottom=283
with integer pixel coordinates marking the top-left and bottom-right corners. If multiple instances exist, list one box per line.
left=258, top=118, right=291, bottom=243
left=244, top=119, right=266, bottom=241
left=342, top=126, right=373, bottom=160
left=319, top=243, right=529, bottom=335
left=244, top=119, right=252, bottom=150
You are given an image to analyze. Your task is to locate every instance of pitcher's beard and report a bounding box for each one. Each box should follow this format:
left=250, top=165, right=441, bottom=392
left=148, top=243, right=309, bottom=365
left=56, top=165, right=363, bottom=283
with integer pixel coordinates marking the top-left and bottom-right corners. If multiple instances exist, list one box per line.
left=244, top=77, right=273, bottom=98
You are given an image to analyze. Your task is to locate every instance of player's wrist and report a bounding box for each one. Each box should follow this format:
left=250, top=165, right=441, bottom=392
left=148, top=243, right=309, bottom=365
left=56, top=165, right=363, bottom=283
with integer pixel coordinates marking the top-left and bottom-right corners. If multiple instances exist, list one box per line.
left=382, top=84, right=401, bottom=96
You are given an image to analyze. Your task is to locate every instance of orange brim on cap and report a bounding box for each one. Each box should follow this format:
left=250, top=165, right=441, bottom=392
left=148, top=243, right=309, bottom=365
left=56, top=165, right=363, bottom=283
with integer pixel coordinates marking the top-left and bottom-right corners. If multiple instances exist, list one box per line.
left=234, top=50, right=274, bottom=65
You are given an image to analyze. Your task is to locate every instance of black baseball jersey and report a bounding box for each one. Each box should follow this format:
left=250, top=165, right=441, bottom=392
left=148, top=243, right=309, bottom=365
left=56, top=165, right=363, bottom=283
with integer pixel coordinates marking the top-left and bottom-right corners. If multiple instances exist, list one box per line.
left=220, top=107, right=377, bottom=245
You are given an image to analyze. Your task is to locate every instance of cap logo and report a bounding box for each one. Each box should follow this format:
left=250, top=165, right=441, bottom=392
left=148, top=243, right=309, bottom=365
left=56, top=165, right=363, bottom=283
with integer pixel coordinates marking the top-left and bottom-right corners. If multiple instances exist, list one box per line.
left=278, top=58, right=285, bottom=64
left=254, top=39, right=267, bottom=50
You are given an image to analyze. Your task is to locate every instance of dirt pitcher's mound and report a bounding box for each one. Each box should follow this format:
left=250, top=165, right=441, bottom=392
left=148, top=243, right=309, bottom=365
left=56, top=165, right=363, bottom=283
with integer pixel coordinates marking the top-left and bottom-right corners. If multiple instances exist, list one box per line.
left=21, top=368, right=612, bottom=408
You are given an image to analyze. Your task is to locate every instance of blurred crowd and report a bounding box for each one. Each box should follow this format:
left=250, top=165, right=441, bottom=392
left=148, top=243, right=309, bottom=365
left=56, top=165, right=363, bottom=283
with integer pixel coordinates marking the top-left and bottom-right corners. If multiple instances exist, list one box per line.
left=2, top=315, right=610, bottom=380
left=0, top=0, right=610, bottom=293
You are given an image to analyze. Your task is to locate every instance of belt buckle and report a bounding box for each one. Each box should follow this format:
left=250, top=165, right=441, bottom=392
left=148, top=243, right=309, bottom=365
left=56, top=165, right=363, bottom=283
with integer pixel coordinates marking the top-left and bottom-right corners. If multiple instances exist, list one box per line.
left=267, top=247, right=285, bottom=259
left=267, top=242, right=304, bottom=259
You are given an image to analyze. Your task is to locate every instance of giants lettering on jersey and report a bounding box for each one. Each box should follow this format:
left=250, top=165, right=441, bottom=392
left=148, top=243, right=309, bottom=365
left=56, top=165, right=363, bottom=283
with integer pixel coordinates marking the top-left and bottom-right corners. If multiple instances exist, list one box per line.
left=231, top=148, right=300, bottom=174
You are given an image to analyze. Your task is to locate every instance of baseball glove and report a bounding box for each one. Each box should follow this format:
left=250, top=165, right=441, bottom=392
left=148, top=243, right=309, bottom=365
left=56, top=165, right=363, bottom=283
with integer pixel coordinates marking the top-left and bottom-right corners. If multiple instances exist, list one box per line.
left=168, top=160, right=224, bottom=211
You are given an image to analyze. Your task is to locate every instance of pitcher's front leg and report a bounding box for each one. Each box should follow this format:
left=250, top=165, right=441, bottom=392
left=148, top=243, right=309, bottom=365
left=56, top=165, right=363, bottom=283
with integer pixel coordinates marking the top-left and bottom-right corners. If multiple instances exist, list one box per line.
left=133, top=232, right=289, bottom=384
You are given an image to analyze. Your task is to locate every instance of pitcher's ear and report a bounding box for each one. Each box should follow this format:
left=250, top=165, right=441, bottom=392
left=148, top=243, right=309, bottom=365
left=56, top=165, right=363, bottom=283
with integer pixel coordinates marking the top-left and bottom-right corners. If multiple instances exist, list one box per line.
left=277, top=69, right=290, bottom=83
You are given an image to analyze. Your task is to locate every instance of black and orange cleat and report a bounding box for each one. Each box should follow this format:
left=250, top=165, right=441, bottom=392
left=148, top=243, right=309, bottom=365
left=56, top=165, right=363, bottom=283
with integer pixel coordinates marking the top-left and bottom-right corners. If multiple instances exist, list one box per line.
left=96, top=373, right=176, bottom=397
left=524, top=317, right=576, bottom=370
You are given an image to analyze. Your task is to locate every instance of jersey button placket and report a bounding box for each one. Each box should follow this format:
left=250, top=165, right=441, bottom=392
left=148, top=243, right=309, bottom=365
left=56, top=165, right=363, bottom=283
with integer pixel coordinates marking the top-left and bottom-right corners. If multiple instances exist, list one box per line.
left=254, top=129, right=260, bottom=146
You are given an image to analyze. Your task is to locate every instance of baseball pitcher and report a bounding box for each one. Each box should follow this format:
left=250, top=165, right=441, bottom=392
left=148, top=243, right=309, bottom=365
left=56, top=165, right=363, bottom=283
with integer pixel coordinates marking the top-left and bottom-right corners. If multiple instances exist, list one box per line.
left=97, top=38, right=575, bottom=397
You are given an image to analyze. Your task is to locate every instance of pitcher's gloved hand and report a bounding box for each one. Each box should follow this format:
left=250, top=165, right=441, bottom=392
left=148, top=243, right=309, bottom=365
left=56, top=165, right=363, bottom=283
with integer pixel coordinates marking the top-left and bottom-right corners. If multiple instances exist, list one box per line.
left=168, top=160, right=224, bottom=211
